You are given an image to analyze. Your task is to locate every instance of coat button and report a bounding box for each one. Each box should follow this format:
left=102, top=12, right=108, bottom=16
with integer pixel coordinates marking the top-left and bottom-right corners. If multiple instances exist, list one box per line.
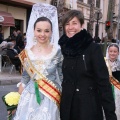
left=88, top=87, right=93, bottom=90
left=63, top=66, right=66, bottom=68
left=76, top=88, right=79, bottom=91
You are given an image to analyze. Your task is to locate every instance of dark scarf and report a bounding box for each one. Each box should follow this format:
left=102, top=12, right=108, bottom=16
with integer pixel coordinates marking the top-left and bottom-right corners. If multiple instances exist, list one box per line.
left=58, top=29, right=93, bottom=57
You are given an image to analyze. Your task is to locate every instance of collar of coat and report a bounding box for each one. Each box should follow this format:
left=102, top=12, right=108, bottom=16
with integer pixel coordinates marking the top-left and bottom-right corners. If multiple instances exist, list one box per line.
left=58, top=29, right=93, bottom=57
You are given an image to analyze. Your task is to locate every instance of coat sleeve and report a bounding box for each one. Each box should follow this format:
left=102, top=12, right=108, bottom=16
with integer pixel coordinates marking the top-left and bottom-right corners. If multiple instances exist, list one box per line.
left=91, top=44, right=117, bottom=120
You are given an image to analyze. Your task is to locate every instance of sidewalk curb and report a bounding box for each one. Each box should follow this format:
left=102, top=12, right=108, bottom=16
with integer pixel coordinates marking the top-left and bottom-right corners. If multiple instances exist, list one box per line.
left=0, top=79, right=20, bottom=85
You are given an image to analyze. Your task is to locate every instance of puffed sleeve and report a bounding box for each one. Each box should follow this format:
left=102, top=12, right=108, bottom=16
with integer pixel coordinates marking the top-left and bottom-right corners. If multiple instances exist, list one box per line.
left=91, top=44, right=117, bottom=120
left=21, top=69, right=30, bottom=86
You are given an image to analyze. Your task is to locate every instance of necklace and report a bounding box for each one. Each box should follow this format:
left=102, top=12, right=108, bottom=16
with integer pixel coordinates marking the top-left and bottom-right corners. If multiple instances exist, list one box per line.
left=38, top=46, right=41, bottom=52
left=36, top=43, right=50, bottom=52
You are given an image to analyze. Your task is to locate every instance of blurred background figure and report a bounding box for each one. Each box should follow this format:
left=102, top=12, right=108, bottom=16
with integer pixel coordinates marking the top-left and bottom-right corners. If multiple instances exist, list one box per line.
left=16, top=30, right=24, bottom=51
left=6, top=42, right=21, bottom=71
left=10, top=38, right=20, bottom=54
left=0, top=29, right=4, bottom=44
left=105, top=43, right=120, bottom=119
left=11, top=29, right=17, bottom=39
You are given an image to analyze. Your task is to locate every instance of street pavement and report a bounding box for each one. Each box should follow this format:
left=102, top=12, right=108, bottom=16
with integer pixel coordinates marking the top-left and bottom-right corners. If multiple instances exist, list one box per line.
left=0, top=66, right=21, bottom=85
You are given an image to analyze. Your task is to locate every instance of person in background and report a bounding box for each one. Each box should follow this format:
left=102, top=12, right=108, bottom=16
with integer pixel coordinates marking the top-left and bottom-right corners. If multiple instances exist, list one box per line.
left=11, top=29, right=17, bottom=39
left=0, top=29, right=3, bottom=44
left=22, top=33, right=27, bottom=49
left=0, top=41, right=7, bottom=55
left=58, top=9, right=117, bottom=120
left=105, top=43, right=120, bottom=119
left=23, top=32, right=26, bottom=41
left=6, top=42, right=21, bottom=71
left=10, top=38, right=20, bottom=54
left=16, top=30, right=24, bottom=50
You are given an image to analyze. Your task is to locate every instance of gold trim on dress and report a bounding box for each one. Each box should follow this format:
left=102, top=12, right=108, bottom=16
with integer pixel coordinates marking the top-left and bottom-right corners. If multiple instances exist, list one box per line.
left=19, top=49, right=61, bottom=107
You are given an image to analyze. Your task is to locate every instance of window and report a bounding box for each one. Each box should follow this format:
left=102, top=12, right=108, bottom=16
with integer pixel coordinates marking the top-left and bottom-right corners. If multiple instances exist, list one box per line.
left=87, top=0, right=91, bottom=4
left=96, top=0, right=100, bottom=8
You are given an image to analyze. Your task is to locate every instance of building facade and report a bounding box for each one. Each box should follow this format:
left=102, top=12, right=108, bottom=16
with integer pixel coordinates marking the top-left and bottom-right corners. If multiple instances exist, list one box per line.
left=67, top=0, right=120, bottom=40
left=0, top=0, right=50, bottom=39
left=0, top=0, right=119, bottom=40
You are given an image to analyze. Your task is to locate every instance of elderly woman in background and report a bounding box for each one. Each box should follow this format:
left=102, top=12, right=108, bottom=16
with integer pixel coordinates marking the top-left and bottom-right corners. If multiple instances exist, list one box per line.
left=6, top=42, right=21, bottom=71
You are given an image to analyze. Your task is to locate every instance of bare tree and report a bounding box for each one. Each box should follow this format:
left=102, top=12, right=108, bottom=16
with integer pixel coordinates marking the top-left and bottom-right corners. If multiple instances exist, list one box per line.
left=51, top=0, right=69, bottom=36
left=88, top=0, right=95, bottom=37
left=106, top=0, right=115, bottom=41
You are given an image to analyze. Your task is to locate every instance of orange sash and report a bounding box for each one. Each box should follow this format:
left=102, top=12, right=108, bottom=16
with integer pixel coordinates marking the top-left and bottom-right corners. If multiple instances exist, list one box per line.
left=105, top=57, right=120, bottom=90
left=110, top=76, right=120, bottom=90
left=19, top=49, right=61, bottom=107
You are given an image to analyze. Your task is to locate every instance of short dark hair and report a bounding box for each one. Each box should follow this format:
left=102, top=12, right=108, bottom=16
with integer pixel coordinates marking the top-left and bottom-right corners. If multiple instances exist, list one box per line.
left=62, top=10, right=84, bottom=31
left=34, top=17, right=52, bottom=30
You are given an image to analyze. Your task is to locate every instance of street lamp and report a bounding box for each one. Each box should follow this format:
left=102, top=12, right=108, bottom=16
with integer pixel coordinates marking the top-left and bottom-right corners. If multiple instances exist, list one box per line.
left=94, top=11, right=102, bottom=38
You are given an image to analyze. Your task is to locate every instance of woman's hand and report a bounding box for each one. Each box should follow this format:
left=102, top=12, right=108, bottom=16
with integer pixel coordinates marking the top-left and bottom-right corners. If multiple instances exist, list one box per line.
left=8, top=109, right=16, bottom=115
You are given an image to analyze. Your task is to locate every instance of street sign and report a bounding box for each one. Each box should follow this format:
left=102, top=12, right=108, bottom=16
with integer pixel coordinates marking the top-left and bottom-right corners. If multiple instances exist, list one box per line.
left=0, top=16, right=4, bottom=22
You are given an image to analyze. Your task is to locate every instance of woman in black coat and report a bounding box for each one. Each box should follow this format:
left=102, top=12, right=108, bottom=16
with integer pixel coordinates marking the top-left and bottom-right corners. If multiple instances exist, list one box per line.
left=58, top=10, right=117, bottom=120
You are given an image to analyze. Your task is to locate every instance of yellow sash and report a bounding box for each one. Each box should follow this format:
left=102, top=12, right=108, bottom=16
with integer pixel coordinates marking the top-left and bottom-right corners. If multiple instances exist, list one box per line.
left=105, top=57, right=120, bottom=90
left=19, top=49, right=61, bottom=107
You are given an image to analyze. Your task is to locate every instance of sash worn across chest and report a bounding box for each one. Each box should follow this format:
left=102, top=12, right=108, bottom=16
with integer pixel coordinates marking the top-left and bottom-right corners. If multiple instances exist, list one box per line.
left=105, top=58, right=120, bottom=90
left=19, top=50, right=61, bottom=107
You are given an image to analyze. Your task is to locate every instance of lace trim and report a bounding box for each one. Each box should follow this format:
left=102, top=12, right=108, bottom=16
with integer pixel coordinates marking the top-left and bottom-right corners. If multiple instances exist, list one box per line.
left=26, top=45, right=57, bottom=60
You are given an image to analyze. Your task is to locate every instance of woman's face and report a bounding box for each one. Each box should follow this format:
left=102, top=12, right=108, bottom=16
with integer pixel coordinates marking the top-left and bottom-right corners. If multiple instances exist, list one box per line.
left=108, top=46, right=119, bottom=61
left=34, top=21, right=52, bottom=44
left=65, top=17, right=83, bottom=38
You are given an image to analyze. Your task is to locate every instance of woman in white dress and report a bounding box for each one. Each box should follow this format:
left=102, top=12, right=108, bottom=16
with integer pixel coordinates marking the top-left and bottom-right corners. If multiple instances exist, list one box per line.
left=12, top=3, right=63, bottom=120
left=105, top=43, right=120, bottom=119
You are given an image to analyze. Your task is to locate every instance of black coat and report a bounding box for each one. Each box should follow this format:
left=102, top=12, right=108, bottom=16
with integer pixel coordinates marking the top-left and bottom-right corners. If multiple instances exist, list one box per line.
left=7, top=49, right=21, bottom=66
left=58, top=29, right=117, bottom=120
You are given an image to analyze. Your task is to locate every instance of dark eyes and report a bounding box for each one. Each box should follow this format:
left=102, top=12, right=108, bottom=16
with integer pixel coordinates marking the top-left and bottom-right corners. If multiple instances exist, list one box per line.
left=65, top=22, right=77, bottom=25
left=37, top=30, right=50, bottom=32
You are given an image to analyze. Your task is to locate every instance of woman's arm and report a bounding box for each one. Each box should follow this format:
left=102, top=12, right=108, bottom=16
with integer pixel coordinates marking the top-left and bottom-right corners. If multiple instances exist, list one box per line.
left=18, top=70, right=30, bottom=94
left=57, top=49, right=63, bottom=83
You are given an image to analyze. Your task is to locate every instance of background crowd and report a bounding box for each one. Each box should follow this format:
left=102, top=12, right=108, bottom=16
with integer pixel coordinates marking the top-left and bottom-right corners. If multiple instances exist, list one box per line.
left=0, top=29, right=26, bottom=72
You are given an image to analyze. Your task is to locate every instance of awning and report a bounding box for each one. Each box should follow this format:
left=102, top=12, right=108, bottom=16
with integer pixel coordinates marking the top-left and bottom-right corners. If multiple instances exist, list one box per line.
left=0, top=11, right=15, bottom=27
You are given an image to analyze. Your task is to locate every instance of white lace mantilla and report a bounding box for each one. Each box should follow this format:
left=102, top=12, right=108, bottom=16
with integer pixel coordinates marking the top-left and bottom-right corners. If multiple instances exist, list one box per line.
left=108, top=59, right=120, bottom=72
left=26, top=3, right=59, bottom=49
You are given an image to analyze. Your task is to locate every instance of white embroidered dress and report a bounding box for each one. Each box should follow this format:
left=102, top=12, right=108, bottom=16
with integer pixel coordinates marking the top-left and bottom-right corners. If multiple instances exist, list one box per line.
left=105, top=44, right=120, bottom=119
left=108, top=59, right=120, bottom=119
left=13, top=46, right=63, bottom=120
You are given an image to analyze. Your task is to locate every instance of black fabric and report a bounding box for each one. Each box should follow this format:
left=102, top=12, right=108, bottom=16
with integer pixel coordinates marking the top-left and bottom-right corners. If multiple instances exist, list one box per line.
left=7, top=49, right=21, bottom=70
left=16, top=33, right=24, bottom=49
left=112, top=71, right=120, bottom=82
left=58, top=29, right=93, bottom=57
left=58, top=30, right=117, bottom=120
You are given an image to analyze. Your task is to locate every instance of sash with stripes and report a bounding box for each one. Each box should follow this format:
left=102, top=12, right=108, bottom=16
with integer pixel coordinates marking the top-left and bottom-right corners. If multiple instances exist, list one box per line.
left=19, top=49, right=61, bottom=107
left=109, top=76, right=120, bottom=90
left=105, top=57, right=120, bottom=90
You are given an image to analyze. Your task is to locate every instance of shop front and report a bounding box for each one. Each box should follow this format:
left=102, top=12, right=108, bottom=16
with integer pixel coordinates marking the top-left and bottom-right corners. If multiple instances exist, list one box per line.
left=0, top=11, right=15, bottom=39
